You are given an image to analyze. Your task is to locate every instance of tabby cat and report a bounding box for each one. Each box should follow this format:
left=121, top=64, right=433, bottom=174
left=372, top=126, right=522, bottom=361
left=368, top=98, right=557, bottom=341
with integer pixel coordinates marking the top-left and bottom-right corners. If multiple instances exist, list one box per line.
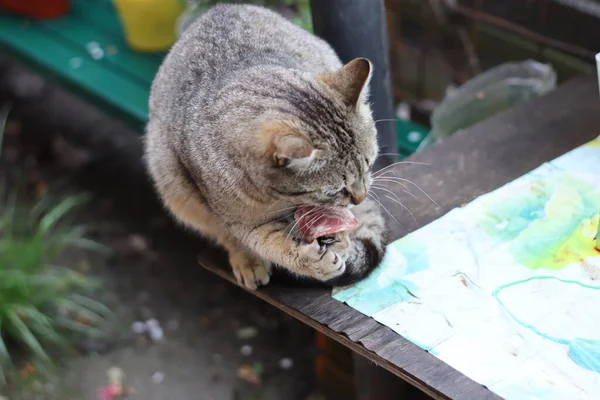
left=145, top=4, right=387, bottom=289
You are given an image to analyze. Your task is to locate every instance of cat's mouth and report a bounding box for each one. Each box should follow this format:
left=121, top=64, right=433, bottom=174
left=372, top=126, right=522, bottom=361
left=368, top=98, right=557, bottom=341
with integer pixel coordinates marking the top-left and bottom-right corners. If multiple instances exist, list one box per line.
left=294, top=206, right=358, bottom=242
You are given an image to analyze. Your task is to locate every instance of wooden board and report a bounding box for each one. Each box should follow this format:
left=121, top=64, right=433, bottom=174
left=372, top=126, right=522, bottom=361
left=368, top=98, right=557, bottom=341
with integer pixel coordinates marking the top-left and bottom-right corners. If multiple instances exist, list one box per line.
left=0, top=0, right=163, bottom=130
left=201, top=76, right=600, bottom=399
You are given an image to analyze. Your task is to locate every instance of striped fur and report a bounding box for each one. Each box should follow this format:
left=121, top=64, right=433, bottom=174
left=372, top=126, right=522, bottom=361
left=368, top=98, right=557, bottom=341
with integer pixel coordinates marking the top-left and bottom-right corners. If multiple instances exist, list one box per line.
left=145, top=4, right=387, bottom=289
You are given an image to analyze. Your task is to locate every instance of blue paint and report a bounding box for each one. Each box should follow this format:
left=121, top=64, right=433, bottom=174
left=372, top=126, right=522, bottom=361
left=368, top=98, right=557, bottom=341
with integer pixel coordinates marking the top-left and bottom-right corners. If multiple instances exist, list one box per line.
left=519, top=205, right=546, bottom=220
left=495, top=277, right=600, bottom=373
left=334, top=240, right=424, bottom=315
left=390, top=235, right=429, bottom=275
left=568, top=339, right=600, bottom=373
left=337, top=280, right=417, bottom=317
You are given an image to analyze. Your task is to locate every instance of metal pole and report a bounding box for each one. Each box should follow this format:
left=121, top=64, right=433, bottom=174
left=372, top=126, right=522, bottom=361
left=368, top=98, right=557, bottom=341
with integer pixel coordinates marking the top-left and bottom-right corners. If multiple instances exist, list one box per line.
left=310, top=0, right=398, bottom=170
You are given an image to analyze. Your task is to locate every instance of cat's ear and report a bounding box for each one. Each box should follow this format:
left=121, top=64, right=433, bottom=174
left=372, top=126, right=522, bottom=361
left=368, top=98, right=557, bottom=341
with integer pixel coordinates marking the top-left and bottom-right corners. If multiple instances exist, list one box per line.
left=319, top=58, right=372, bottom=108
left=257, top=120, right=315, bottom=169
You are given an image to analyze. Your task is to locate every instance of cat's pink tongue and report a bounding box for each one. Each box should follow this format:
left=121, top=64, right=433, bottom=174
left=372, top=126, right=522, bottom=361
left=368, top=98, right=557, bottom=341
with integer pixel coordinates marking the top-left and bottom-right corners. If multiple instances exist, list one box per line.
left=294, top=206, right=358, bottom=242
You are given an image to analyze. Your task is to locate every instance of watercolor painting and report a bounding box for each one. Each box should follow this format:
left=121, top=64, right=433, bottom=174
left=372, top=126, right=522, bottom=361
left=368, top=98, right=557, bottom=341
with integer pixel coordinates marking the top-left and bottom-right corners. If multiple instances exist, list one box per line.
left=334, top=136, right=600, bottom=399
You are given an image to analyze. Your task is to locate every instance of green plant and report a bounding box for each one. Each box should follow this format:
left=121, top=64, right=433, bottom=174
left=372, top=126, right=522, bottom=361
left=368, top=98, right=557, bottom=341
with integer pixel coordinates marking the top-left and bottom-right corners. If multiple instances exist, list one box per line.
left=0, top=187, right=115, bottom=385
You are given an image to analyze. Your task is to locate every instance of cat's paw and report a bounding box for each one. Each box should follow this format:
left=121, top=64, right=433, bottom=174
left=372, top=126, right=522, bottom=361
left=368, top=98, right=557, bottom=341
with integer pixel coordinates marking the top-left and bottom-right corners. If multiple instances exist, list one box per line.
left=298, top=239, right=346, bottom=281
left=230, top=252, right=272, bottom=290
left=319, top=231, right=351, bottom=255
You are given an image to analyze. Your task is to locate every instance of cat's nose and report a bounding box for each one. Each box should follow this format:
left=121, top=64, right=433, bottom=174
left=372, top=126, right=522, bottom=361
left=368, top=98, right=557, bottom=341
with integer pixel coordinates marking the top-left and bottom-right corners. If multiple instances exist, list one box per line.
left=350, top=184, right=366, bottom=205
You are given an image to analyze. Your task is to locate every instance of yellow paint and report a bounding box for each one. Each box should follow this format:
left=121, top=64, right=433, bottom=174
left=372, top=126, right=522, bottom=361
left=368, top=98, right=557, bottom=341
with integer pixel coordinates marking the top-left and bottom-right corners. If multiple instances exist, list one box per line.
left=480, top=175, right=600, bottom=270
left=522, top=215, right=599, bottom=270
left=584, top=137, right=600, bottom=149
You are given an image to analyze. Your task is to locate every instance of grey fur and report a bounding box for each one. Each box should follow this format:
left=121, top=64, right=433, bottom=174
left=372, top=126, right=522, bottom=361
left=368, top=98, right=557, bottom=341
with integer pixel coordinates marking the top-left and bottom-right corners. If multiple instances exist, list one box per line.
left=145, top=4, right=386, bottom=289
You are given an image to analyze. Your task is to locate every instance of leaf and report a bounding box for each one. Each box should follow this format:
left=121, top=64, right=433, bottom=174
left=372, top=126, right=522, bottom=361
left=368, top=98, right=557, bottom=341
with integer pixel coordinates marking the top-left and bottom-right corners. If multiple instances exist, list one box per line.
left=63, top=237, right=111, bottom=255
left=38, top=194, right=91, bottom=235
left=68, top=294, right=113, bottom=318
left=0, top=321, right=12, bottom=386
left=0, top=102, right=12, bottom=158
left=54, top=317, right=108, bottom=339
left=58, top=298, right=113, bottom=331
left=6, top=311, right=51, bottom=364
left=16, top=306, right=64, bottom=346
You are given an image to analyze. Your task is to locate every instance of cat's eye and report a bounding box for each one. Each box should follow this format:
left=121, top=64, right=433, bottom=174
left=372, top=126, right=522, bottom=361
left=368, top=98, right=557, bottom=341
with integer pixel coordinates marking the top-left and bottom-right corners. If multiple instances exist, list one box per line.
left=325, top=188, right=347, bottom=198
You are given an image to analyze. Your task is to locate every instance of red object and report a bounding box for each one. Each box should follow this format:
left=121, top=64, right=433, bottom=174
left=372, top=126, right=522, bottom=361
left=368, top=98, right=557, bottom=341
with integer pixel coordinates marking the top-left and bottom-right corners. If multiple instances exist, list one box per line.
left=0, top=0, right=69, bottom=19
left=295, top=206, right=358, bottom=242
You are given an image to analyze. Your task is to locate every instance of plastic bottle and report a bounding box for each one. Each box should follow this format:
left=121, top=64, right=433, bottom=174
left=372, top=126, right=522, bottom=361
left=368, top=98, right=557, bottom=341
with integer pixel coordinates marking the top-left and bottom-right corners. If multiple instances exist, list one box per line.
left=113, top=0, right=185, bottom=52
left=418, top=60, right=557, bottom=150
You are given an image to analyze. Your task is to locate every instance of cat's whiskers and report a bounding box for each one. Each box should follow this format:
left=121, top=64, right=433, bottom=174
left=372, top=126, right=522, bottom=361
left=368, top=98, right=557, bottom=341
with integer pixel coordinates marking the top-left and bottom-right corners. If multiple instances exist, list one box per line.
left=374, top=118, right=402, bottom=124
left=383, top=194, right=417, bottom=226
left=263, top=198, right=285, bottom=214
left=368, top=188, right=381, bottom=203
left=371, top=184, right=418, bottom=200
left=370, top=185, right=402, bottom=203
left=305, top=213, right=327, bottom=235
left=376, top=154, right=431, bottom=164
left=369, top=185, right=415, bottom=226
left=259, top=205, right=298, bottom=216
left=378, top=174, right=439, bottom=208
left=270, top=211, right=295, bottom=224
left=370, top=183, right=419, bottom=225
left=372, top=177, right=412, bottom=192
left=373, top=160, right=431, bottom=178
left=284, top=207, right=319, bottom=244
left=368, top=192, right=403, bottom=229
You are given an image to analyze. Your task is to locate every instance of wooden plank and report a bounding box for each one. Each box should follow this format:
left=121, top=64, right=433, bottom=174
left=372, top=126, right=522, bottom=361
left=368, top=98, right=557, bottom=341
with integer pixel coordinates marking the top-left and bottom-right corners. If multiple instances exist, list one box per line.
left=39, top=15, right=160, bottom=85
left=70, top=0, right=166, bottom=63
left=201, top=77, right=600, bottom=399
left=0, top=12, right=150, bottom=127
left=71, top=0, right=124, bottom=36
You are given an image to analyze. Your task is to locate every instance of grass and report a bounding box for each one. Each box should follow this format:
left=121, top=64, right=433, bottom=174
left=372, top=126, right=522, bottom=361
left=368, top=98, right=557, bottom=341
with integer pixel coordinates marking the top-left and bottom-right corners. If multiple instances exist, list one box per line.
left=0, top=110, right=115, bottom=386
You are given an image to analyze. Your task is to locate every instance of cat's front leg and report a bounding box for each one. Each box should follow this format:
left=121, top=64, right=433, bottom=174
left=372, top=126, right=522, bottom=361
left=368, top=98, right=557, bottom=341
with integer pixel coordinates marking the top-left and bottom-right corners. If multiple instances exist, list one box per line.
left=232, top=222, right=350, bottom=283
left=229, top=248, right=272, bottom=290
left=220, top=236, right=272, bottom=290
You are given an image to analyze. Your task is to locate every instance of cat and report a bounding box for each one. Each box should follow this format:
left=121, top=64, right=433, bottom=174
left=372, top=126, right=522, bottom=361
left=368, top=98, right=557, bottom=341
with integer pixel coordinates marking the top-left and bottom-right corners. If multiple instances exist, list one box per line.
left=145, top=4, right=387, bottom=289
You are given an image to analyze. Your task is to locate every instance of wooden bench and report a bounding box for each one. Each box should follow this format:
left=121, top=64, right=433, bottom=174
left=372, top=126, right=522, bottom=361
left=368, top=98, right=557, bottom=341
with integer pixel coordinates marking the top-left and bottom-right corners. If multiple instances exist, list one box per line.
left=0, top=0, right=162, bottom=130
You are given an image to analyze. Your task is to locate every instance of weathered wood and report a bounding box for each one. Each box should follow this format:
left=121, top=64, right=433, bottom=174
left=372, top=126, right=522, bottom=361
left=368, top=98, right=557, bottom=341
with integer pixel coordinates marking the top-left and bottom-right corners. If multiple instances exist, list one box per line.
left=201, top=76, right=600, bottom=399
left=353, top=354, right=408, bottom=400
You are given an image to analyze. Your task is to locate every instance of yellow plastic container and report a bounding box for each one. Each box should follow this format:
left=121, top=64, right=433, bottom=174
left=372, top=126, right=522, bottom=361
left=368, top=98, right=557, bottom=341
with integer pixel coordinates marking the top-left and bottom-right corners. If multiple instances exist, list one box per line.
left=114, top=0, right=184, bottom=52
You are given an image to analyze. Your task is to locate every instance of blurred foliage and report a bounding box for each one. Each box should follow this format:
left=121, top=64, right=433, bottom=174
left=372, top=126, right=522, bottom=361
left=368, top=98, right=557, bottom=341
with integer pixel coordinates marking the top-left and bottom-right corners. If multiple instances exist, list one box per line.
left=0, top=109, right=115, bottom=386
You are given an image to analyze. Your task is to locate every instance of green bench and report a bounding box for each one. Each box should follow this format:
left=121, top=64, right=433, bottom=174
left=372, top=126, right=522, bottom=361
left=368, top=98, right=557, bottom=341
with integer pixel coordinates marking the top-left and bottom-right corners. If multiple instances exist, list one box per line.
left=0, top=0, right=427, bottom=154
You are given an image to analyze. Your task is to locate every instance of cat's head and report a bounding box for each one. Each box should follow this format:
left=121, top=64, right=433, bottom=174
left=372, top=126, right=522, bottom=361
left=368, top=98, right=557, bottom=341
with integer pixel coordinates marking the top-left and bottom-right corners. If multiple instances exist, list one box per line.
left=254, top=58, right=378, bottom=209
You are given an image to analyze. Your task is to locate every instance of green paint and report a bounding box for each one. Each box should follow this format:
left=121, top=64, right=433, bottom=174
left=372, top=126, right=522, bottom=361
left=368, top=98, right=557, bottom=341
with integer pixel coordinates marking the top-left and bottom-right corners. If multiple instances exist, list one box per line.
left=479, top=175, right=600, bottom=270
left=477, top=179, right=551, bottom=242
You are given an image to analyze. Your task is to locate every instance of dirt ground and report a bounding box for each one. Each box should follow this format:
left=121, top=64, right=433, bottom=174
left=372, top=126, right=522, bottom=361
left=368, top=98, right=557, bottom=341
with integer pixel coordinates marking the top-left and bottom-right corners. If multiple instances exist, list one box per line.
left=0, top=61, right=321, bottom=400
